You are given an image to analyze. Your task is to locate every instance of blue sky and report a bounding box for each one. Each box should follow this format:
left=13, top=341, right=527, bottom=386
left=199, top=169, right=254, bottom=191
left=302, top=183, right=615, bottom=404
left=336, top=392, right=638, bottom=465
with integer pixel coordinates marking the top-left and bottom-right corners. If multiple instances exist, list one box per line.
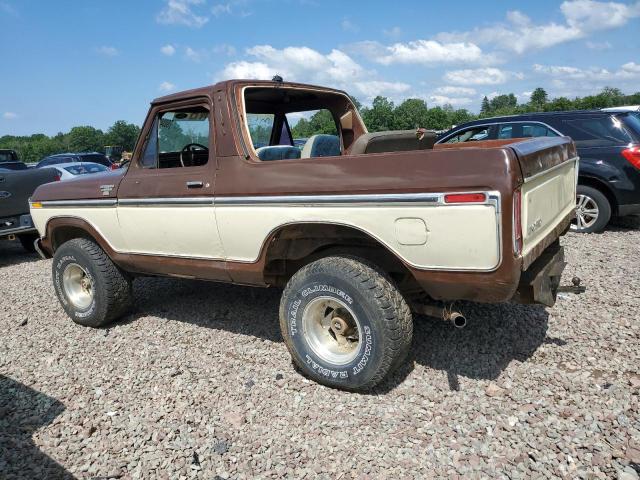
left=1, top=0, right=639, bottom=136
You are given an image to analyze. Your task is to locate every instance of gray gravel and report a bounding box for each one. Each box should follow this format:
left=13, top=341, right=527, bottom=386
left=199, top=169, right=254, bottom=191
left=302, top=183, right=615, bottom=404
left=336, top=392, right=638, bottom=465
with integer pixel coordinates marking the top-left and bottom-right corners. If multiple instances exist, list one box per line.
left=1, top=218, right=639, bottom=479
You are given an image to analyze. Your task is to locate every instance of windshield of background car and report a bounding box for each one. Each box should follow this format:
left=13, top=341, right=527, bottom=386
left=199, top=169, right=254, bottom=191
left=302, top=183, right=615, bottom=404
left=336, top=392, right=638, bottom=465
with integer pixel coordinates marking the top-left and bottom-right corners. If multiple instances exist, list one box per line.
left=443, top=126, right=490, bottom=143
left=0, top=152, right=16, bottom=162
left=79, top=154, right=111, bottom=166
left=561, top=116, right=634, bottom=147
left=64, top=163, right=108, bottom=175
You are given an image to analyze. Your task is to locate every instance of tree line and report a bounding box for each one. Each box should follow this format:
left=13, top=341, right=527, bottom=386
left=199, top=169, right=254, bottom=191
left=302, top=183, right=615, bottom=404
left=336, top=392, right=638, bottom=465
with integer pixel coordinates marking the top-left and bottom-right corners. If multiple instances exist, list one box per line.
left=3, top=86, right=639, bottom=163
left=0, top=121, right=140, bottom=164
left=293, top=86, right=640, bottom=137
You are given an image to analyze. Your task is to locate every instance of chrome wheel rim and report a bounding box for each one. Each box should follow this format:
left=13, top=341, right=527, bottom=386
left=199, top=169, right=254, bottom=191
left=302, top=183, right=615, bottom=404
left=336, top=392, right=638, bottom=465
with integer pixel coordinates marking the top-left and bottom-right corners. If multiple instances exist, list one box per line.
left=62, top=263, right=94, bottom=310
left=571, top=194, right=599, bottom=231
left=301, top=296, right=362, bottom=365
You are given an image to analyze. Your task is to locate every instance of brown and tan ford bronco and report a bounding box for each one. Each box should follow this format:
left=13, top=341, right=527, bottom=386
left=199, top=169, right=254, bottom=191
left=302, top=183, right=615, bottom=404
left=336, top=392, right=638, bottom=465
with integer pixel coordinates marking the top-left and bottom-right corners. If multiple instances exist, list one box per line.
left=30, top=79, right=578, bottom=390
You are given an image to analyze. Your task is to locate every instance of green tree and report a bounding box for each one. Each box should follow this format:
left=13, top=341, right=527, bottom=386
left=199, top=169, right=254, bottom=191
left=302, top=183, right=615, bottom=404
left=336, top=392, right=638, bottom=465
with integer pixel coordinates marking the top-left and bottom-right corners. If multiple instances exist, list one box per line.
left=105, top=120, right=140, bottom=151
left=530, top=88, right=548, bottom=110
left=480, top=96, right=491, bottom=116
left=392, top=98, right=429, bottom=130
left=67, top=126, right=105, bottom=152
left=361, top=96, right=395, bottom=132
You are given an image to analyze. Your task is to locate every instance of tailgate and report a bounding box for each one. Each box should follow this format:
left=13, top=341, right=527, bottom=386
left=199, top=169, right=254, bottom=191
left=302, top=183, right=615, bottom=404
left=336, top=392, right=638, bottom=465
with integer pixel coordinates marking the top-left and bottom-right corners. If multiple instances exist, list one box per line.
left=509, top=137, right=578, bottom=263
left=0, top=168, right=59, bottom=218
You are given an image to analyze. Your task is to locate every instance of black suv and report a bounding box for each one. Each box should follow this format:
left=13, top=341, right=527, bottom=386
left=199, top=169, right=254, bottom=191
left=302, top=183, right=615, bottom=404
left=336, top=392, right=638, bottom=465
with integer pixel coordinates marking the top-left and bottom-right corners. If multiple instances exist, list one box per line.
left=36, top=152, right=113, bottom=169
left=437, top=111, right=640, bottom=233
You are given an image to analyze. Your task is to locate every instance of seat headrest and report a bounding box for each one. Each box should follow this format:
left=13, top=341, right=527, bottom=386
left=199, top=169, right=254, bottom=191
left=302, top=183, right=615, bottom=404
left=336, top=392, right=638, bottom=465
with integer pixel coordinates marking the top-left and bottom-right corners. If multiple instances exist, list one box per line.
left=301, top=135, right=341, bottom=158
left=350, top=130, right=437, bottom=155
left=255, top=145, right=301, bottom=161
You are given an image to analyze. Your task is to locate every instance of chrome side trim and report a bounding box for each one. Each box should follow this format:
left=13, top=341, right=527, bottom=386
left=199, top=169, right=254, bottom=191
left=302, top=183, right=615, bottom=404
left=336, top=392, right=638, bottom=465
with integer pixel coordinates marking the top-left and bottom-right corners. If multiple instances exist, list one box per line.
left=118, top=197, right=213, bottom=207
left=523, top=157, right=579, bottom=183
left=215, top=192, right=443, bottom=206
left=35, top=199, right=117, bottom=208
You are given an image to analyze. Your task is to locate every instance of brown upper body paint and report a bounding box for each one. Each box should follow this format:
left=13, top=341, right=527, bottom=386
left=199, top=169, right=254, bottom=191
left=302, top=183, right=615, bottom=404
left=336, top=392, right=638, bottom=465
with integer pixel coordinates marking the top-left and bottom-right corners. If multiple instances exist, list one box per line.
left=32, top=80, right=577, bottom=303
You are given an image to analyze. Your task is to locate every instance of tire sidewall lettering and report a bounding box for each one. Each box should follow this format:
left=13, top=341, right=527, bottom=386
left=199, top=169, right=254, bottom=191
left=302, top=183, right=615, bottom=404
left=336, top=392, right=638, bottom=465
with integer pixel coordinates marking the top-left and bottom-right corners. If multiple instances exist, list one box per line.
left=286, top=278, right=380, bottom=382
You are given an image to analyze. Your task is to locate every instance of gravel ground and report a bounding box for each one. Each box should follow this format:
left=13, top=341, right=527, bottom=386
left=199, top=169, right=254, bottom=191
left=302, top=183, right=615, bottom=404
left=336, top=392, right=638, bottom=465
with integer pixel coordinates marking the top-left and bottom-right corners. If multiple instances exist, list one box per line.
left=1, top=219, right=639, bottom=480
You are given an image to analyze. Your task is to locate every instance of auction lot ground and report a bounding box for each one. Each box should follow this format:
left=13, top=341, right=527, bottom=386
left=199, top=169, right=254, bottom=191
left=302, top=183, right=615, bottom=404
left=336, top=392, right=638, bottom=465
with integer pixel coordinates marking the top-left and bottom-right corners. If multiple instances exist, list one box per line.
left=1, top=219, right=639, bottom=479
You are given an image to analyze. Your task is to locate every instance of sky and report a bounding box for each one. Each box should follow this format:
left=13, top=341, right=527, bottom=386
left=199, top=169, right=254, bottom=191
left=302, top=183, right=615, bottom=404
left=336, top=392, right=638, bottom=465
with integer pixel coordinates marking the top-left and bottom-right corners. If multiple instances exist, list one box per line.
left=1, top=0, right=639, bottom=136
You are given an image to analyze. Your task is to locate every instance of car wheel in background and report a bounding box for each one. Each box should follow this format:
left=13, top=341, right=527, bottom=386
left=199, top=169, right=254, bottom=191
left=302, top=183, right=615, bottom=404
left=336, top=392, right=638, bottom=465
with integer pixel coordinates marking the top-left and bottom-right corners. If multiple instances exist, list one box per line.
left=571, top=185, right=611, bottom=233
left=279, top=256, right=413, bottom=391
left=52, top=238, right=132, bottom=327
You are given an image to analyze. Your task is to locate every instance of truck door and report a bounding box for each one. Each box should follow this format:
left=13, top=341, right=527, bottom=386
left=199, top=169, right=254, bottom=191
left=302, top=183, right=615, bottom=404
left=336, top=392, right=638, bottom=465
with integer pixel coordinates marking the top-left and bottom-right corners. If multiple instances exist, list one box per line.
left=116, top=102, right=226, bottom=265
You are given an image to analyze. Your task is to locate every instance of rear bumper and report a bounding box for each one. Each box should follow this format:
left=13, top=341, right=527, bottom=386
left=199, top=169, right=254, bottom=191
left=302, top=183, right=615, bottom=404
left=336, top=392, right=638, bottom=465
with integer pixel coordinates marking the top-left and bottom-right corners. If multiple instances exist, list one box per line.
left=512, top=242, right=566, bottom=307
left=0, top=214, right=36, bottom=239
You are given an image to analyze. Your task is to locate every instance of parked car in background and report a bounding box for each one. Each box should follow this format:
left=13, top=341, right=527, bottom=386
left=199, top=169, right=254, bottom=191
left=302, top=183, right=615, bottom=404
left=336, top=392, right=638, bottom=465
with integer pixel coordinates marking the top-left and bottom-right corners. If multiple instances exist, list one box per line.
left=602, top=105, right=640, bottom=113
left=36, top=152, right=115, bottom=169
left=0, top=149, right=20, bottom=165
left=1, top=167, right=59, bottom=251
left=49, top=162, right=109, bottom=181
left=437, top=110, right=640, bottom=233
left=0, top=162, right=29, bottom=171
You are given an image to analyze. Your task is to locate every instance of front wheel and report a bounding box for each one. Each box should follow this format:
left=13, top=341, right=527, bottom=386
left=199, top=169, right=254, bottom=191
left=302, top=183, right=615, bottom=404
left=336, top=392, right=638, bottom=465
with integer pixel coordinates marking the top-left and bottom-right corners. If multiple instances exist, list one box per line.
left=571, top=185, right=611, bottom=233
left=52, top=238, right=132, bottom=327
left=279, top=256, right=413, bottom=391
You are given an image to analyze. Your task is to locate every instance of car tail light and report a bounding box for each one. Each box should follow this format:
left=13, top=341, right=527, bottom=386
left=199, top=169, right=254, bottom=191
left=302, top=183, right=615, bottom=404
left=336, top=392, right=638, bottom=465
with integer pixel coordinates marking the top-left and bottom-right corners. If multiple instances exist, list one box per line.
left=110, top=163, right=119, bottom=170
left=54, top=173, right=61, bottom=181
left=622, top=146, right=640, bottom=169
left=444, top=193, right=486, bottom=203
left=513, top=189, right=523, bottom=256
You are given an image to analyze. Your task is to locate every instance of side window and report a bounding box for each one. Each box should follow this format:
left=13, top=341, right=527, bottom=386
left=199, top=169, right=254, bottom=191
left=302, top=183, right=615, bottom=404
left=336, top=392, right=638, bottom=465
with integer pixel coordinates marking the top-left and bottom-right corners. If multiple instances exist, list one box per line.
left=562, top=116, right=632, bottom=147
left=521, top=123, right=558, bottom=138
left=140, top=118, right=158, bottom=169
left=288, top=109, right=339, bottom=152
left=498, top=125, right=514, bottom=139
left=443, top=126, right=490, bottom=143
left=140, top=107, right=210, bottom=169
left=246, top=113, right=275, bottom=149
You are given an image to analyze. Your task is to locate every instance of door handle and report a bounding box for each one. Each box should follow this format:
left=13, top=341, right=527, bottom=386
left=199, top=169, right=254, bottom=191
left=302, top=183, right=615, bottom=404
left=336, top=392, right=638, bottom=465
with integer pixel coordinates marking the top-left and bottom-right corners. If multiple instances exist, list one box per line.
left=186, top=181, right=204, bottom=188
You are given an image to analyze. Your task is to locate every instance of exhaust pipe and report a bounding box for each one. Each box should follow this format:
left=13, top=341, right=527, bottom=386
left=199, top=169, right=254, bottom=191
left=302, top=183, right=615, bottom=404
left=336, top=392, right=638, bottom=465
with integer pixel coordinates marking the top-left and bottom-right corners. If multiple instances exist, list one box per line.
left=7, top=234, right=16, bottom=241
left=414, top=304, right=467, bottom=328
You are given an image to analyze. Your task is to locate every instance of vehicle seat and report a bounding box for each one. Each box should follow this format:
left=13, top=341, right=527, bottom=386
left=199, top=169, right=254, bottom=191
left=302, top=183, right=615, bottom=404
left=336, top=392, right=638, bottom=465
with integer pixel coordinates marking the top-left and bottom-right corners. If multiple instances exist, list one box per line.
left=301, top=135, right=341, bottom=158
left=255, top=145, right=301, bottom=161
left=350, top=130, right=437, bottom=155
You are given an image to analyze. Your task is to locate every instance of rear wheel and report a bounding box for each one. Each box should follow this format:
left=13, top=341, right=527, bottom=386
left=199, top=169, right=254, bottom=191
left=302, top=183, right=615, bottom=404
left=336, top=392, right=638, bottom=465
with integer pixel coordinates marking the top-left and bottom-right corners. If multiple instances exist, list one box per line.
left=571, top=185, right=611, bottom=233
left=279, top=256, right=412, bottom=391
left=52, top=238, right=132, bottom=327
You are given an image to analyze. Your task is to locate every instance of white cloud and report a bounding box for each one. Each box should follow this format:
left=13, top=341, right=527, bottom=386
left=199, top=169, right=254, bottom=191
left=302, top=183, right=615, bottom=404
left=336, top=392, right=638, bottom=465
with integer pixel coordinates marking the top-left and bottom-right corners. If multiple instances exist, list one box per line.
left=0, top=1, right=18, bottom=16
left=97, top=46, right=118, bottom=57
left=433, top=86, right=476, bottom=96
left=160, top=44, right=176, bottom=56
left=156, top=0, right=208, bottom=28
left=383, top=26, right=402, bottom=38
left=353, top=39, right=493, bottom=66
left=185, top=46, right=202, bottom=62
left=585, top=40, right=612, bottom=50
left=444, top=67, right=523, bottom=85
left=352, top=81, right=411, bottom=100
left=428, top=95, right=473, bottom=107
left=436, top=1, right=640, bottom=55
left=159, top=81, right=176, bottom=92
left=341, top=19, right=359, bottom=32
left=3, top=111, right=17, bottom=119
left=213, top=43, right=237, bottom=56
left=219, top=45, right=413, bottom=101
left=561, top=0, right=640, bottom=31
left=211, top=3, right=232, bottom=16
left=534, top=62, right=640, bottom=82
